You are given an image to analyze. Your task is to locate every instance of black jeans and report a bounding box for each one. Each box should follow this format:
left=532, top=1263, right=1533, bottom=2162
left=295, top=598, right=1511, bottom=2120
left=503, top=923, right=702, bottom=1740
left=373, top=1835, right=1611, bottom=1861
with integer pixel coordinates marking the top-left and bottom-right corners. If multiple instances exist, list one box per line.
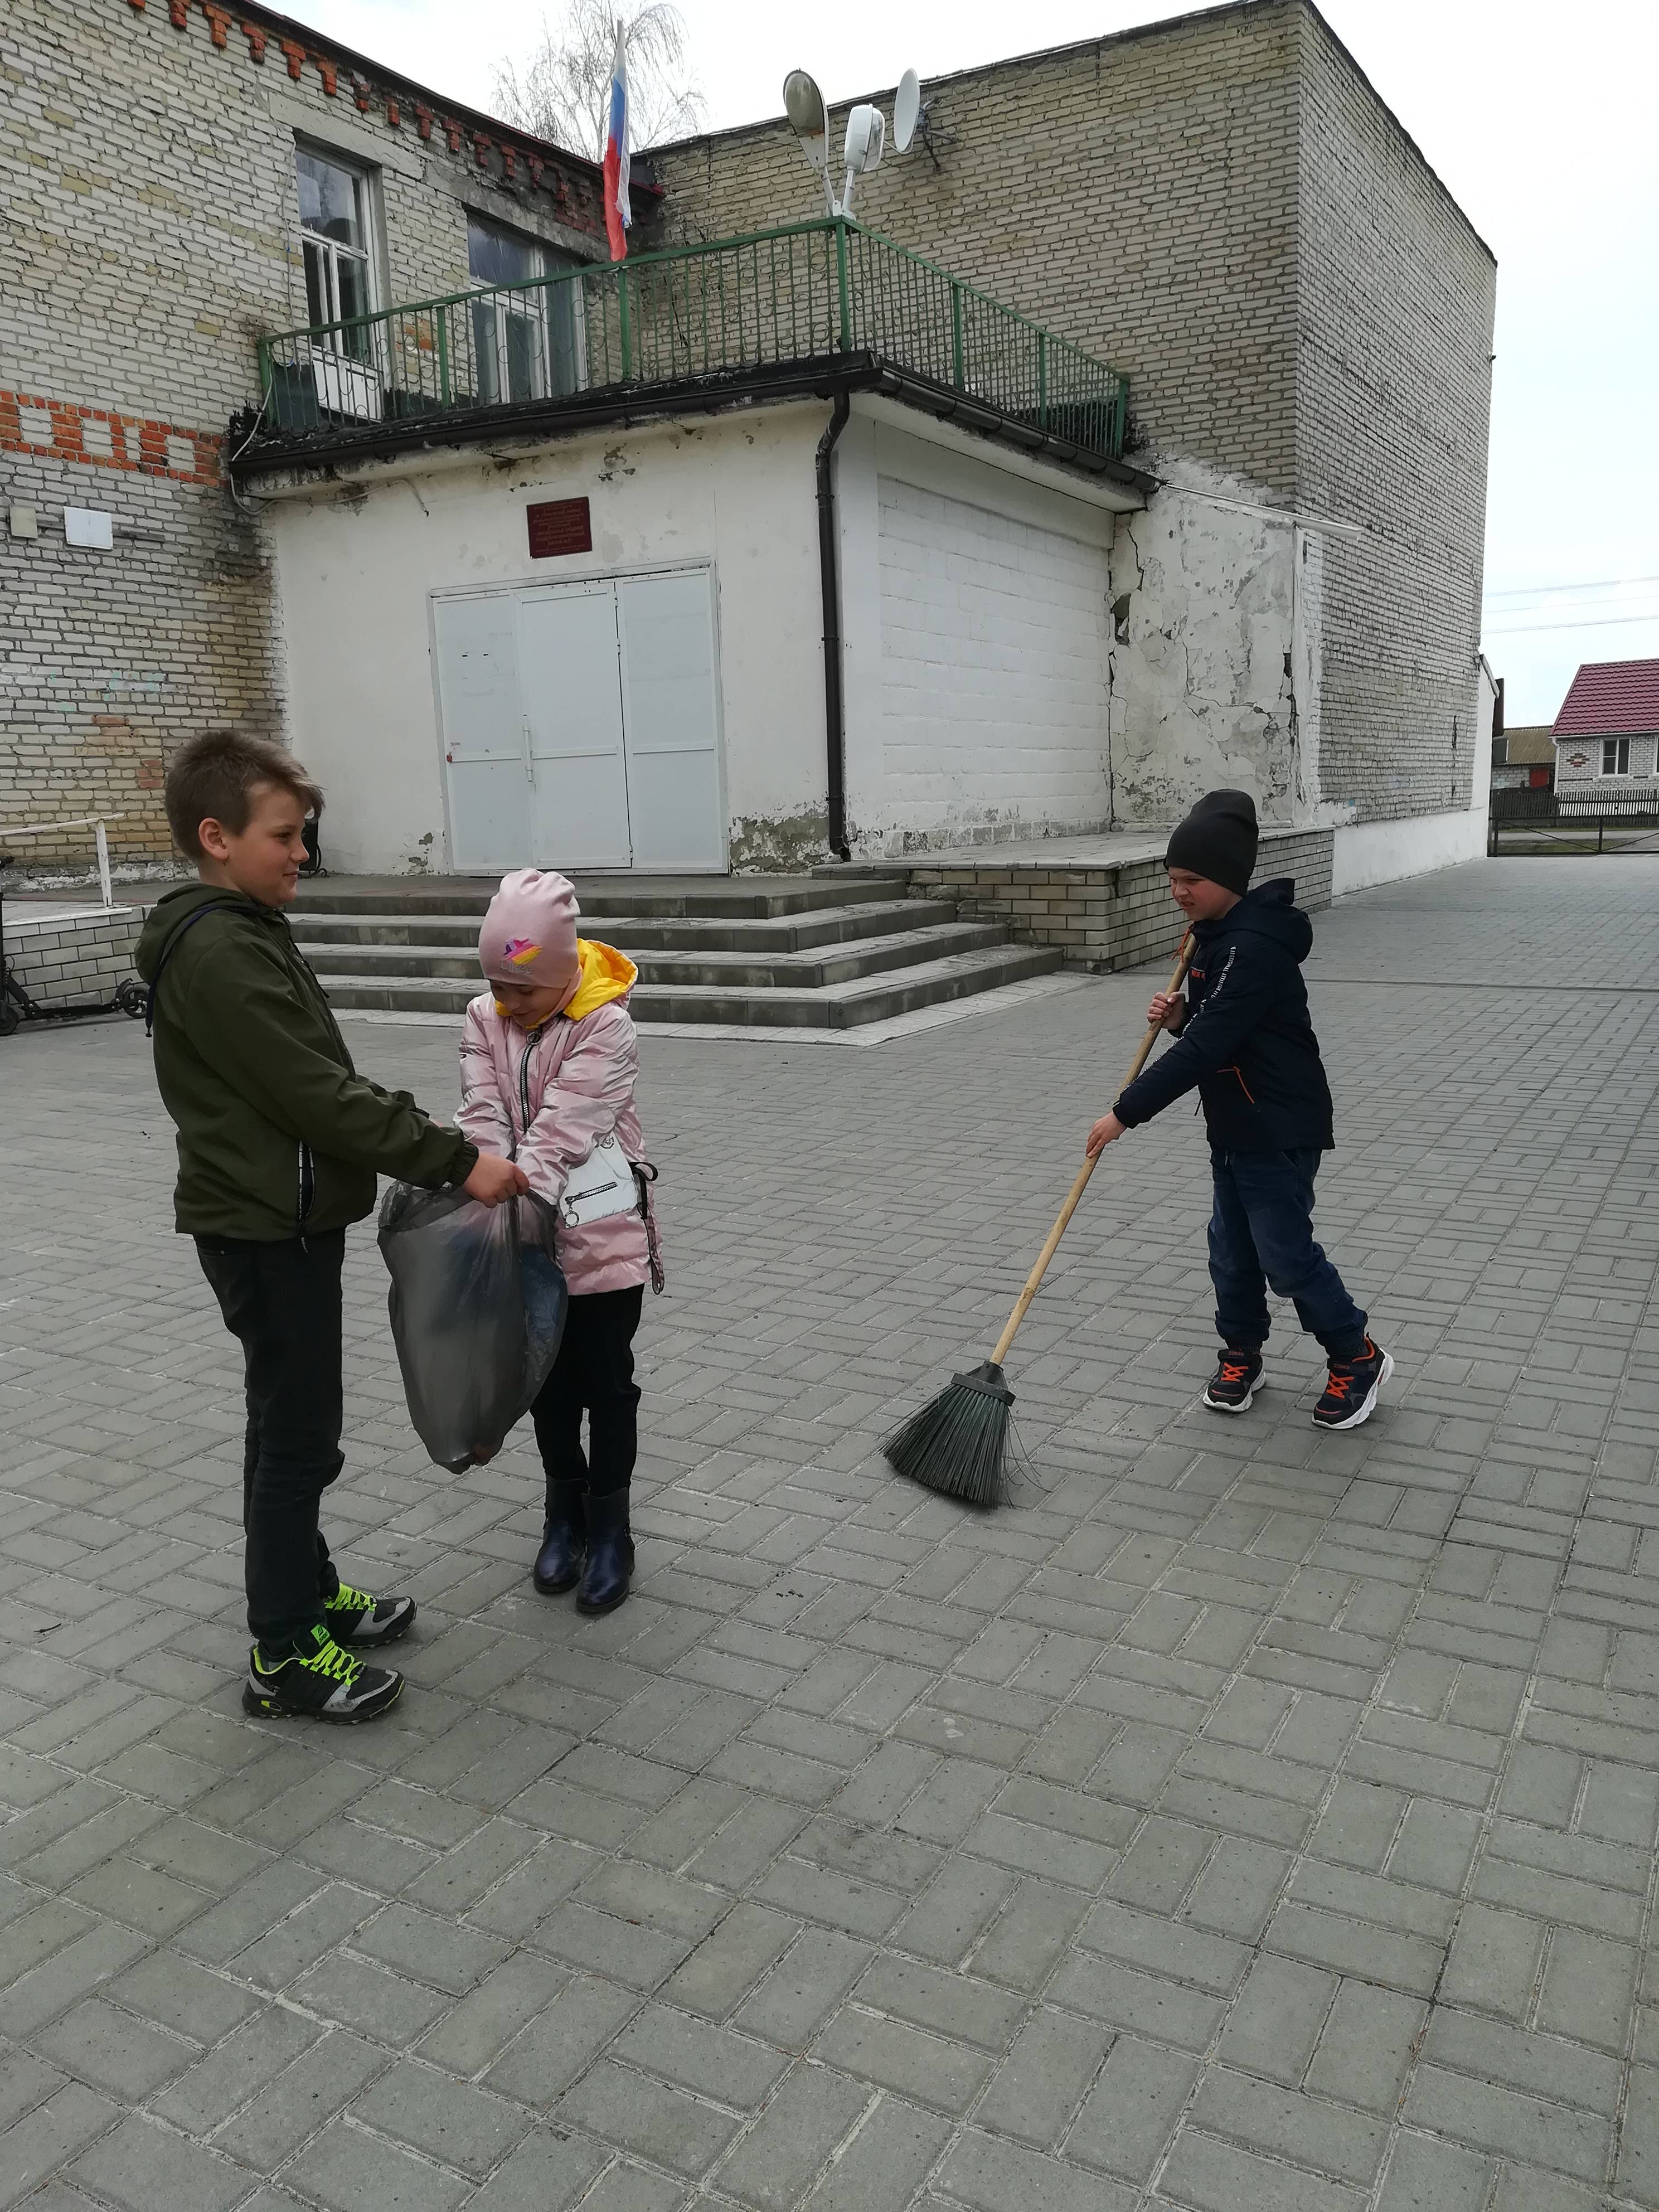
left=531, top=1284, right=643, bottom=1512
left=1208, top=1147, right=1368, bottom=1359
left=195, top=1230, right=345, bottom=1648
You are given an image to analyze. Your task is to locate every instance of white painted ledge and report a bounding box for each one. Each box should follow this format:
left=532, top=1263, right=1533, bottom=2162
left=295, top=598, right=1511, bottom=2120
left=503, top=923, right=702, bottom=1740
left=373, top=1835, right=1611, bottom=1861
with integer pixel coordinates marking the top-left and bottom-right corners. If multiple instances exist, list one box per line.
left=1331, top=807, right=1489, bottom=897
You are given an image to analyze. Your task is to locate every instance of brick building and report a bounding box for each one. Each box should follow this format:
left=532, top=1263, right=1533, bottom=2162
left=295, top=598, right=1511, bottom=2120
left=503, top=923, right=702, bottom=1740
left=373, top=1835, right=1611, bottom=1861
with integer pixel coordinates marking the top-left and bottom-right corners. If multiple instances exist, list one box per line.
left=654, top=0, right=1498, bottom=886
left=2, top=0, right=1496, bottom=896
left=1, top=0, right=607, bottom=875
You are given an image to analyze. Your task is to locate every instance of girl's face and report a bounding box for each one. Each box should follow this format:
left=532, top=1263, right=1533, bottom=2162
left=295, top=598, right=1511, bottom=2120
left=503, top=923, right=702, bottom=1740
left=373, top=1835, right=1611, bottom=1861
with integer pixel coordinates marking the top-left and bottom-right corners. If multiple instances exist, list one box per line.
left=492, top=976, right=572, bottom=1030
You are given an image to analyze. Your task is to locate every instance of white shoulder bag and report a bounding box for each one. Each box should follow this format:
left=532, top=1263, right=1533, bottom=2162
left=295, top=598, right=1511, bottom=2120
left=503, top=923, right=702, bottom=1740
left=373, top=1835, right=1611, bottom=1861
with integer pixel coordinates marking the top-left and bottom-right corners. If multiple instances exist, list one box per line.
left=559, top=1132, right=639, bottom=1229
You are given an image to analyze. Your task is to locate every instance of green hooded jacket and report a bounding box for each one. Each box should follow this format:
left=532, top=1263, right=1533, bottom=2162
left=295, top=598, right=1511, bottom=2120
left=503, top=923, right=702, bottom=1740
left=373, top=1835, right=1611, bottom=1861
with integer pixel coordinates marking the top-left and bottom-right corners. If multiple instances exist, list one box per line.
left=136, top=882, right=477, bottom=1241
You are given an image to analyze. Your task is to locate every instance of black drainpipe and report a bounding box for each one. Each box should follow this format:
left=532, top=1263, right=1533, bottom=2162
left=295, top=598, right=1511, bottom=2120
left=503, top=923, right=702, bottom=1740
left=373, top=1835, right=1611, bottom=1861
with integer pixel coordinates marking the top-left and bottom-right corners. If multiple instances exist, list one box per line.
left=816, top=389, right=852, bottom=862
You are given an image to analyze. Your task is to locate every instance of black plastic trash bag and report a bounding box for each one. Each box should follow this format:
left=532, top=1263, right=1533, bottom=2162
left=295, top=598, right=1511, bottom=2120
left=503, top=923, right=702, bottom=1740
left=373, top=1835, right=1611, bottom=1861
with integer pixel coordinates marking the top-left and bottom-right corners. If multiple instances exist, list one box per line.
left=378, top=1185, right=567, bottom=1472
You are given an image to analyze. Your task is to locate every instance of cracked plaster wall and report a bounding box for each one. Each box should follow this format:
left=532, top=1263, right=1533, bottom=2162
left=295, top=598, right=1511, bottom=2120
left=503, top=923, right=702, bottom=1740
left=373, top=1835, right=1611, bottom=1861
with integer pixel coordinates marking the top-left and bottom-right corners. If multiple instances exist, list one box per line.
left=1108, top=463, right=1328, bottom=827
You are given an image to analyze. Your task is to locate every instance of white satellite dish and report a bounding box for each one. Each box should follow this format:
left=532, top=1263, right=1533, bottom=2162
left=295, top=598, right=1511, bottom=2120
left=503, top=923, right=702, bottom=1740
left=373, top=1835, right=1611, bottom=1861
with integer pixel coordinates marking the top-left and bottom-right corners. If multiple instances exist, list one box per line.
left=893, top=69, right=921, bottom=154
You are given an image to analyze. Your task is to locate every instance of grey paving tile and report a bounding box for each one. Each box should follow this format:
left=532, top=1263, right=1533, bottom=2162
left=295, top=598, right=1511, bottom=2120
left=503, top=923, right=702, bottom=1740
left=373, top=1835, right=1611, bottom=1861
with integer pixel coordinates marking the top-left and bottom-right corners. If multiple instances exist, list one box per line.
left=972, top=2010, right=1111, bottom=2152
left=284, top=2117, right=470, bottom=2212
left=1062, top=2031, right=1195, bottom=2181
left=349, top=2059, right=532, bottom=2176
left=1375, top=2130, right=1495, bottom=2210
left=1155, top=2127, right=1369, bottom=2212
left=69, top=2114, right=254, bottom=2212
left=814, top=2006, right=993, bottom=2116
left=803, top=2094, right=951, bottom=2212
left=1404, top=2063, right=1611, bottom=2183
left=0, top=2083, right=119, bottom=2212
left=31, top=1998, right=195, bottom=2101
left=552, top=2055, right=741, bottom=2177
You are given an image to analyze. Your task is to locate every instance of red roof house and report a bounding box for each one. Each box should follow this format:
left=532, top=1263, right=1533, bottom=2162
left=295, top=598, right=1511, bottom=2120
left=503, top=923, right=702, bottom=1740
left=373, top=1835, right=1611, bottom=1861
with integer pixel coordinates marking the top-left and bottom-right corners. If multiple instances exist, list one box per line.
left=1553, top=658, right=1659, bottom=793
left=1553, top=658, right=1659, bottom=738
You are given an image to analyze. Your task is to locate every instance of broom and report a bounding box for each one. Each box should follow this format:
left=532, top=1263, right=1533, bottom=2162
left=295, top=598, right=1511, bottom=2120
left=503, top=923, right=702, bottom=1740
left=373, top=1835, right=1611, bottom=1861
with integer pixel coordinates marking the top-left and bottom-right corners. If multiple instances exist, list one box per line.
left=883, top=932, right=1196, bottom=1505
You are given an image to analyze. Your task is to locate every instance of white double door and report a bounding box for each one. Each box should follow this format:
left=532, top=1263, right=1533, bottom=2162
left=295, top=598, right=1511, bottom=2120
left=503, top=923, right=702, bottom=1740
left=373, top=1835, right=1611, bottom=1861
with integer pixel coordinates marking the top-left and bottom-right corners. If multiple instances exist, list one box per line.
left=434, top=569, right=725, bottom=872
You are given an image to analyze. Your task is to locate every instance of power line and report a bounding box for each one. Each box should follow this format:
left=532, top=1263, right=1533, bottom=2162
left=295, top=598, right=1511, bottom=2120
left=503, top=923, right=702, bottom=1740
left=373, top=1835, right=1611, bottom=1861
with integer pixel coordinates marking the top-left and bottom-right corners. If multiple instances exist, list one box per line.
left=1486, top=573, right=1659, bottom=600
left=1485, top=610, right=1659, bottom=637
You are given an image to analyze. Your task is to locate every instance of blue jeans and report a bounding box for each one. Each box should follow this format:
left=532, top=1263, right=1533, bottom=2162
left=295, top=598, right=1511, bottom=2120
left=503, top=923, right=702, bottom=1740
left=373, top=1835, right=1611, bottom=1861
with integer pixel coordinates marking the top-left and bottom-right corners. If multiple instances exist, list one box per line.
left=1208, top=1147, right=1367, bottom=1358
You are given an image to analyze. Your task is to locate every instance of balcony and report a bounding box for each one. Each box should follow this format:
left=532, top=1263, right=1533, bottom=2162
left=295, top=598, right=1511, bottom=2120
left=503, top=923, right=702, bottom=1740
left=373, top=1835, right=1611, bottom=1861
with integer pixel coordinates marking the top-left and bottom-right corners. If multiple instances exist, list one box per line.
left=246, top=219, right=1132, bottom=476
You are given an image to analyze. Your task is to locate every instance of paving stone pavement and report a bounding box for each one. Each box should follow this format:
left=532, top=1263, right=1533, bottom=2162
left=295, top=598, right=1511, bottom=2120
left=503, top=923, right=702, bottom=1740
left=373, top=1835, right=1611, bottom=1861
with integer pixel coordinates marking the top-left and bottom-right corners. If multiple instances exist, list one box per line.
left=5, top=853, right=1659, bottom=2212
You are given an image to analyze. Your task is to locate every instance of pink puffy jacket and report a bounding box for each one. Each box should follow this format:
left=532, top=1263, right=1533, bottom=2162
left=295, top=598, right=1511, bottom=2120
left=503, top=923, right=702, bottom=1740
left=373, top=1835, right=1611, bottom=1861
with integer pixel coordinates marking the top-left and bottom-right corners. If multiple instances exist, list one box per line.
left=455, top=956, right=658, bottom=1298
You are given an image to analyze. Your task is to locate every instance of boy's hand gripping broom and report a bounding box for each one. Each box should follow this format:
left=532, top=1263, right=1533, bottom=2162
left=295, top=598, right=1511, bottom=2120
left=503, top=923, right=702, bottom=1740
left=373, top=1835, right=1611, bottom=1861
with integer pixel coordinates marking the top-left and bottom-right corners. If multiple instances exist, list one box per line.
left=882, top=934, right=1195, bottom=1506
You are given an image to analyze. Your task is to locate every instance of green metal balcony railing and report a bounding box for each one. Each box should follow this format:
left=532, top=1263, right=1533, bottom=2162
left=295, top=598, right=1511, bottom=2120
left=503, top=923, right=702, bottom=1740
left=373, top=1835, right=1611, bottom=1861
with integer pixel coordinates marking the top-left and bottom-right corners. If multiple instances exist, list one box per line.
left=255, top=219, right=1129, bottom=463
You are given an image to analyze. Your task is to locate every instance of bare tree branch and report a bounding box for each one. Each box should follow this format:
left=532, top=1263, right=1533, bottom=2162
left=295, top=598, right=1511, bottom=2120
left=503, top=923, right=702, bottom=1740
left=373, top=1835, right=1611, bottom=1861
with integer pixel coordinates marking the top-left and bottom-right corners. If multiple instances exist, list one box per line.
left=492, top=0, right=704, bottom=160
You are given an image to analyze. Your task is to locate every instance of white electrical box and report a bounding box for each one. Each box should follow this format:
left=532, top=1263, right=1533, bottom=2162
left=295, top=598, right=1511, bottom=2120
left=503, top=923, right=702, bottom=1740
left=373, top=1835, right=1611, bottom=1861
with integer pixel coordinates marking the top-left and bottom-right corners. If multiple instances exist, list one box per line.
left=64, top=506, right=114, bottom=550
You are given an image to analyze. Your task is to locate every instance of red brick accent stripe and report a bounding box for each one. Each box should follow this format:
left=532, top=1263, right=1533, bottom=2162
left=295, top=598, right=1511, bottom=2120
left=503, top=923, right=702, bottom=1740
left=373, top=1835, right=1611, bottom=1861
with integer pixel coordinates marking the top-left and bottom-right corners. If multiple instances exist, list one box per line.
left=0, top=389, right=222, bottom=486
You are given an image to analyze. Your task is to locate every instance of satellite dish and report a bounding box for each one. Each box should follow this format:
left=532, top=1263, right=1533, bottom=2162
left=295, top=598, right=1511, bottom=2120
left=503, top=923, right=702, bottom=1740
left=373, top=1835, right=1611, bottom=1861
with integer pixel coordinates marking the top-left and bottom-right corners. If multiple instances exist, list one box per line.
left=893, top=69, right=921, bottom=154
left=783, top=69, right=828, bottom=173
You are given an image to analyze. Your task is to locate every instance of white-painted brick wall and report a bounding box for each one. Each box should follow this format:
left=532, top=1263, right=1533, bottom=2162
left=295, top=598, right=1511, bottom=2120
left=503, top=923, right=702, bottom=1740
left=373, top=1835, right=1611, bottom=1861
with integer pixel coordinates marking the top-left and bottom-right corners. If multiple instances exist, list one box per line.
left=3, top=905, right=141, bottom=1006
left=877, top=479, right=1109, bottom=841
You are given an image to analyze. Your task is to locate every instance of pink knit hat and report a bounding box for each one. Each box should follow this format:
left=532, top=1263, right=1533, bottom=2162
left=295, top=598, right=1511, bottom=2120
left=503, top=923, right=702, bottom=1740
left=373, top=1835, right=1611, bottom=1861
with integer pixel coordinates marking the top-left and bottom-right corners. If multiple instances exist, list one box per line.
left=479, top=869, right=581, bottom=1002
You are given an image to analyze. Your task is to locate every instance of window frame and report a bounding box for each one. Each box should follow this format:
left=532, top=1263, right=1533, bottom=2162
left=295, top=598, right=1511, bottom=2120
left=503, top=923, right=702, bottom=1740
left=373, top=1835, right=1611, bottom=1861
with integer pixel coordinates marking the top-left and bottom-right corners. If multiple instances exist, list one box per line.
left=1600, top=736, right=1632, bottom=777
left=295, top=140, right=381, bottom=350
left=465, top=212, right=585, bottom=408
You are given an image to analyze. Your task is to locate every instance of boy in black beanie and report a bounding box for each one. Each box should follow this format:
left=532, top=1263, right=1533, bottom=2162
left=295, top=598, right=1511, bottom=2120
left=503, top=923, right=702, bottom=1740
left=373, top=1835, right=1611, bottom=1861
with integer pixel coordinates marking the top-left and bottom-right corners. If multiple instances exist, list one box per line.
left=1086, top=790, right=1391, bottom=1429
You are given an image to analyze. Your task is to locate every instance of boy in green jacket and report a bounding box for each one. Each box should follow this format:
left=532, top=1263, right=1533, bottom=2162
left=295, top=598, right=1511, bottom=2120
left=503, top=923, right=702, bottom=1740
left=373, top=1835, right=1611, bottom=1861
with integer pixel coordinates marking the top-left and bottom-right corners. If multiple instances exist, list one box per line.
left=138, top=733, right=525, bottom=1723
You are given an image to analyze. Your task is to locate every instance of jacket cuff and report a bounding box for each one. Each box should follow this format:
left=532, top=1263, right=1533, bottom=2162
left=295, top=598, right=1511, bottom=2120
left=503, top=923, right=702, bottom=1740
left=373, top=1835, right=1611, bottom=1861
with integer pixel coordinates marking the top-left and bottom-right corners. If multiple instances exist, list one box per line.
left=448, top=1139, right=479, bottom=1186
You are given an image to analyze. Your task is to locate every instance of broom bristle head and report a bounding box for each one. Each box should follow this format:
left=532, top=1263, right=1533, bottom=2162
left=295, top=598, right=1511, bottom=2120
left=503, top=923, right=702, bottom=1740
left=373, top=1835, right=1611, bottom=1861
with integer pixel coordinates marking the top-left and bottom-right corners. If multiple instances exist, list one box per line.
left=882, top=1361, right=1014, bottom=1507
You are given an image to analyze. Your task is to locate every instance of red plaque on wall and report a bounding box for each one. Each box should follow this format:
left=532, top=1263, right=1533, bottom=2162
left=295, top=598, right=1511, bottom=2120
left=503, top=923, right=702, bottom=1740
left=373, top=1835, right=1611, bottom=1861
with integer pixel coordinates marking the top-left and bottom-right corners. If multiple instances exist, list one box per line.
left=527, top=497, right=593, bottom=558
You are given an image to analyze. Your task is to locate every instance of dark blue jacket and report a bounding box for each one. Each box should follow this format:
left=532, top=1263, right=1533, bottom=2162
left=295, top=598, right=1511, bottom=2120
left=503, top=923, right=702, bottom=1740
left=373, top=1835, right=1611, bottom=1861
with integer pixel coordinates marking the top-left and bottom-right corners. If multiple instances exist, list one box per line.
left=1113, top=879, right=1335, bottom=1151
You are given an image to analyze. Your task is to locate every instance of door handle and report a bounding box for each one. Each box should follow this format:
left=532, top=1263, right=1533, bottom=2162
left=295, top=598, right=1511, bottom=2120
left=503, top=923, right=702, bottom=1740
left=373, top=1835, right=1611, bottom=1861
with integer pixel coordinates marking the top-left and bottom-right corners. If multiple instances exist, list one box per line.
left=522, top=715, right=536, bottom=789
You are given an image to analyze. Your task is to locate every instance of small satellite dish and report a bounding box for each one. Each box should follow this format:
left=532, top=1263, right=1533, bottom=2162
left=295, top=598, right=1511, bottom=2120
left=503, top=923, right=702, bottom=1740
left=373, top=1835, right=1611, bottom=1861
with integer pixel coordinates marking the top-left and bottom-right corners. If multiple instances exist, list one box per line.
left=783, top=69, right=828, bottom=173
left=893, top=69, right=921, bottom=154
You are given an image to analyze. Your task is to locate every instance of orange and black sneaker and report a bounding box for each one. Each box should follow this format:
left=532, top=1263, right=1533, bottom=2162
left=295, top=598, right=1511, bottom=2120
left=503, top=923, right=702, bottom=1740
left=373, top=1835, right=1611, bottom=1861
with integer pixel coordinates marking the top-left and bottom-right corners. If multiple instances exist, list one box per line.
left=1313, top=1338, right=1394, bottom=1430
left=1204, top=1347, right=1264, bottom=1414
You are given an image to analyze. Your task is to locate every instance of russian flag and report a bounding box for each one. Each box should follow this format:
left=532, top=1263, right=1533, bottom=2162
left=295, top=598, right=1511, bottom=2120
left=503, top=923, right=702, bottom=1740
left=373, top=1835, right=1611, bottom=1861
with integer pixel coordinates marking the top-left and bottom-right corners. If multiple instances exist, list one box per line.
left=603, top=27, right=630, bottom=262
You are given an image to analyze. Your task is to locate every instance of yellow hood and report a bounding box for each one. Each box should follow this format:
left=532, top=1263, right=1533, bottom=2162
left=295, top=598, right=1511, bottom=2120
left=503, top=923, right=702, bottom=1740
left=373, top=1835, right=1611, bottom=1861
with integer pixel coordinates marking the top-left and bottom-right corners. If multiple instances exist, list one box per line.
left=563, top=937, right=637, bottom=1020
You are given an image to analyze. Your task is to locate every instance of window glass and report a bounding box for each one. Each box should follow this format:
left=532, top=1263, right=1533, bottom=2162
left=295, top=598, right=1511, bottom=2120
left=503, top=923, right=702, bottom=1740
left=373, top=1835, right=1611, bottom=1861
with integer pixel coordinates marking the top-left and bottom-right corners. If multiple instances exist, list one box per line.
left=464, top=217, right=584, bottom=403
left=302, top=236, right=328, bottom=326
left=298, top=149, right=364, bottom=248
left=334, top=253, right=371, bottom=328
left=469, top=217, right=542, bottom=288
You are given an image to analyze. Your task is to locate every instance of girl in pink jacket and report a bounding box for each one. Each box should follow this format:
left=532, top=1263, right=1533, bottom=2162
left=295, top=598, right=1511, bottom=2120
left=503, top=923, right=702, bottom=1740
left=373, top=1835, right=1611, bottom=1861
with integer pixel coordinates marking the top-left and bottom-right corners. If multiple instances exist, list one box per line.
left=458, top=870, right=661, bottom=1613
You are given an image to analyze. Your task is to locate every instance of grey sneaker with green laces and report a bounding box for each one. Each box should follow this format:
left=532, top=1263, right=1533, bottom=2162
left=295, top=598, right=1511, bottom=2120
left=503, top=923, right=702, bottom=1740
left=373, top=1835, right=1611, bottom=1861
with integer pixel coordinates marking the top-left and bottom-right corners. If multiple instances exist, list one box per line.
left=242, top=1623, right=404, bottom=1723
left=324, top=1582, right=416, bottom=1646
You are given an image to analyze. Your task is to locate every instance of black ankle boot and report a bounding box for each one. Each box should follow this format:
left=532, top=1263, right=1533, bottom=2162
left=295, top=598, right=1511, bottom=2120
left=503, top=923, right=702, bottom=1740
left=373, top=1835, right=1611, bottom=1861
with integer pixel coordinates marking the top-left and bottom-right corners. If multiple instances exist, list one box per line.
left=576, top=1489, right=633, bottom=1614
left=533, top=1482, right=587, bottom=1595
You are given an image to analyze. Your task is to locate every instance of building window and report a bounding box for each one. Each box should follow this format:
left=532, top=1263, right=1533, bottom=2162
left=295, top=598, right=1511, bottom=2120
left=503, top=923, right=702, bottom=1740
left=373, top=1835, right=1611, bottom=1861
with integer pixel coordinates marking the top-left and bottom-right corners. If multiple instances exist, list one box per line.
left=297, top=147, right=376, bottom=350
left=1602, top=738, right=1631, bottom=776
left=467, top=216, right=581, bottom=405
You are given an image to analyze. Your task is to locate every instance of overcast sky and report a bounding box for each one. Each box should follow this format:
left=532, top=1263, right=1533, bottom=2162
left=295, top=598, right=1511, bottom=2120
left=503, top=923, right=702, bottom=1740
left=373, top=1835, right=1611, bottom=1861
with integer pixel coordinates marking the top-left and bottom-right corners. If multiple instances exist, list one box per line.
left=299, top=0, right=1657, bottom=725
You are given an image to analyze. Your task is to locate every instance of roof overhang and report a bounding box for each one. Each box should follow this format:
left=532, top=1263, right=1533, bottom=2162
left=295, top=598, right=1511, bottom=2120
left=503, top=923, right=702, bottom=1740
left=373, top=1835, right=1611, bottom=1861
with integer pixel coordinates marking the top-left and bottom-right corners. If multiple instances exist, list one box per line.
left=231, top=352, right=1154, bottom=502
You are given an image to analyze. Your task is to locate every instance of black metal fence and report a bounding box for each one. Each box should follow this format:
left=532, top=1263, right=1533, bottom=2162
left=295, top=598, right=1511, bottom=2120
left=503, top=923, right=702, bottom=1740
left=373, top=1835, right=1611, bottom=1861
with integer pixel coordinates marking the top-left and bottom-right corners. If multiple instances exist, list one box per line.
left=1489, top=787, right=1659, bottom=853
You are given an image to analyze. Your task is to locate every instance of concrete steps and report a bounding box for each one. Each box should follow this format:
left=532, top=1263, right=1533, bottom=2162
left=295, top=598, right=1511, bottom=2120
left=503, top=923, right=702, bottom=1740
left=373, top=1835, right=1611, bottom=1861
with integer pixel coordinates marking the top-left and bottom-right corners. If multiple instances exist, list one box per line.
left=289, top=875, right=1063, bottom=1031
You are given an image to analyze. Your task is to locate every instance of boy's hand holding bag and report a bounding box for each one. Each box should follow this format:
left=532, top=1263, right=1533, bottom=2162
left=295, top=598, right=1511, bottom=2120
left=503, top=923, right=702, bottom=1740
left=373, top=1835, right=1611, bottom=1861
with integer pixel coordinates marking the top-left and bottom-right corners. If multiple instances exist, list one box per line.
left=378, top=1184, right=568, bottom=1472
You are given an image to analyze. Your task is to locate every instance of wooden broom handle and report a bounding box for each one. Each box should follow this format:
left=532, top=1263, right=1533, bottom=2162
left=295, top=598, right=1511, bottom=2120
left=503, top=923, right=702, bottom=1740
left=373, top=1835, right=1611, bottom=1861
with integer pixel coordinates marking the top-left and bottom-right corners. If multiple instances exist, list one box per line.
left=988, top=933, right=1195, bottom=1367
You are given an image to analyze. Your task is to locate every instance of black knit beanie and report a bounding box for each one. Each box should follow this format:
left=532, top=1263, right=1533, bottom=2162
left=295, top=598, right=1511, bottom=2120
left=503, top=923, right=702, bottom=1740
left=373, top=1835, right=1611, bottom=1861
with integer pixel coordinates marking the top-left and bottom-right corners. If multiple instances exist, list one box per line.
left=1164, top=789, right=1259, bottom=896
